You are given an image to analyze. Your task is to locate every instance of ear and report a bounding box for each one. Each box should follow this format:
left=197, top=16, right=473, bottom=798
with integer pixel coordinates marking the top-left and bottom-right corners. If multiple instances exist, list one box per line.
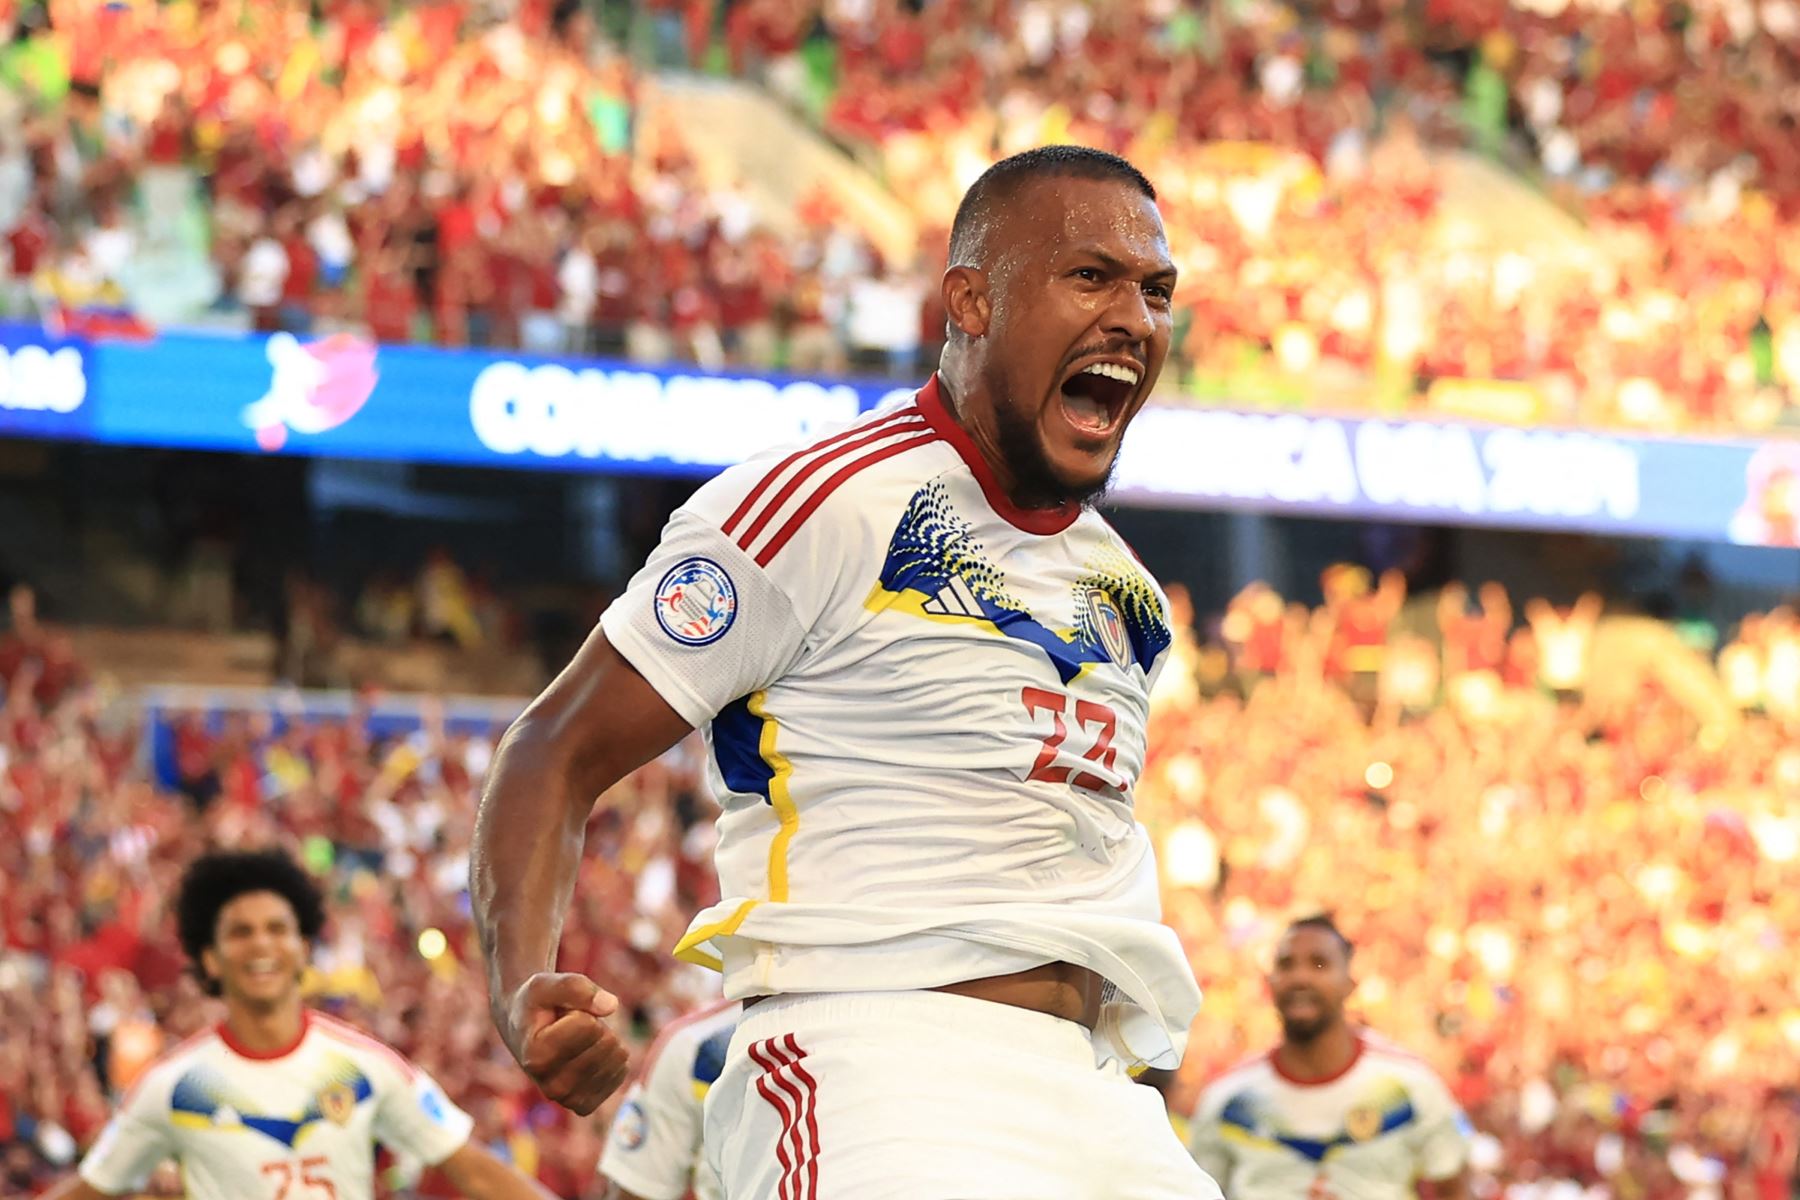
left=942, top=265, right=992, bottom=338
left=200, top=946, right=222, bottom=990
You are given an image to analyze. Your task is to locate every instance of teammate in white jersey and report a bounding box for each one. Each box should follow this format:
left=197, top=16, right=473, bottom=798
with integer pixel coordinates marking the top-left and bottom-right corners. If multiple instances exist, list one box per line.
left=43, top=850, right=552, bottom=1200
left=599, top=998, right=739, bottom=1200
left=1189, top=917, right=1472, bottom=1200
left=472, top=144, right=1216, bottom=1198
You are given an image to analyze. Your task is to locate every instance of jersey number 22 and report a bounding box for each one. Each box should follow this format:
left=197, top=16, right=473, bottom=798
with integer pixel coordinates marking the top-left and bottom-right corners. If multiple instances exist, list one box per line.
left=1022, top=687, right=1119, bottom=792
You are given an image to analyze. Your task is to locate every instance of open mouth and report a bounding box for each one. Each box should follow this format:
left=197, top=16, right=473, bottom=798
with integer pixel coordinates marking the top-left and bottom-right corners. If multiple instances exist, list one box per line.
left=243, top=958, right=286, bottom=982
left=1058, top=360, right=1141, bottom=436
left=1278, top=989, right=1324, bottom=1012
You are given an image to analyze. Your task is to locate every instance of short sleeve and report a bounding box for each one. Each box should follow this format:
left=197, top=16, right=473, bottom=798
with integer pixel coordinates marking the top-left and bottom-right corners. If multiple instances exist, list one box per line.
left=1408, top=1071, right=1473, bottom=1181
left=78, top=1075, right=176, bottom=1196
left=597, top=1030, right=705, bottom=1200
left=598, top=508, right=825, bottom=727
left=1186, top=1088, right=1237, bottom=1189
left=370, top=1067, right=474, bottom=1168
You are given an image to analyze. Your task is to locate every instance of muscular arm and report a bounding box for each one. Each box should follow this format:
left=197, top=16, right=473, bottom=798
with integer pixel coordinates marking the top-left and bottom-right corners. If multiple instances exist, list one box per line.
left=36, top=1180, right=118, bottom=1200
left=1420, top=1169, right=1471, bottom=1200
left=470, top=627, right=691, bottom=1079
left=437, top=1141, right=559, bottom=1200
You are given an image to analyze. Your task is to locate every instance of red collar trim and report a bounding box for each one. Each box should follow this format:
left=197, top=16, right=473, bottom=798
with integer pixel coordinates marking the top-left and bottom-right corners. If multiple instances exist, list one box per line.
left=915, top=374, right=1080, bottom=536
left=218, top=1010, right=310, bottom=1061
left=1269, top=1034, right=1364, bottom=1087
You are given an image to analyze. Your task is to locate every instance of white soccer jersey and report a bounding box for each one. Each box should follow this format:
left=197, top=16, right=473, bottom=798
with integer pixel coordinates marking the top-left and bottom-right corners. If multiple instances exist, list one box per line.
left=78, top=1011, right=473, bottom=1200
left=1188, top=1033, right=1472, bottom=1200
left=599, top=376, right=1200, bottom=1069
left=599, top=998, right=740, bottom=1200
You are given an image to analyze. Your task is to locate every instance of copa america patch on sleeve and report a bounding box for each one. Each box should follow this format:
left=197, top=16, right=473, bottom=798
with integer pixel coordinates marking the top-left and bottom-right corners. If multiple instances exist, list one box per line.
left=613, top=1099, right=648, bottom=1150
left=654, top=556, right=739, bottom=645
left=419, top=1084, right=450, bottom=1125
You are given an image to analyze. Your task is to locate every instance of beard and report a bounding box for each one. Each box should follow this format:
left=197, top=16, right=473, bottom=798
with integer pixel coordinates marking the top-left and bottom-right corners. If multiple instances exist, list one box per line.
left=990, top=391, right=1118, bottom=510
left=1279, top=1013, right=1330, bottom=1043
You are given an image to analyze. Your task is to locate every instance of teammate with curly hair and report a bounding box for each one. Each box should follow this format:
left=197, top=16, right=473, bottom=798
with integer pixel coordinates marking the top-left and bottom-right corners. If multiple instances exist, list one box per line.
left=43, top=848, right=555, bottom=1200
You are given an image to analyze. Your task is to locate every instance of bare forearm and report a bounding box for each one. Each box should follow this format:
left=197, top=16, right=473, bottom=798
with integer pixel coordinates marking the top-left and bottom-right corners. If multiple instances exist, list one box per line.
left=470, top=629, right=691, bottom=1036
left=470, top=715, right=594, bottom=1028
left=1420, top=1171, right=1471, bottom=1200
left=441, top=1142, right=557, bottom=1200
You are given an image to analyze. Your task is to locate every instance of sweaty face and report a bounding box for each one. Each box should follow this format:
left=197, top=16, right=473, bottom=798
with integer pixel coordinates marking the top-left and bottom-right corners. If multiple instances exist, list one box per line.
left=978, top=177, right=1176, bottom=508
left=1268, top=927, right=1355, bottom=1044
left=202, top=891, right=307, bottom=1009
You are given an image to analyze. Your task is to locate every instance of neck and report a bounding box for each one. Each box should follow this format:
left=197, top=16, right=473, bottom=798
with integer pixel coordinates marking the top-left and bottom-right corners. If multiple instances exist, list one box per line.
left=1274, top=1021, right=1359, bottom=1084
left=935, top=368, right=1065, bottom=513
left=222, top=1000, right=307, bottom=1058
left=936, top=369, right=1016, bottom=496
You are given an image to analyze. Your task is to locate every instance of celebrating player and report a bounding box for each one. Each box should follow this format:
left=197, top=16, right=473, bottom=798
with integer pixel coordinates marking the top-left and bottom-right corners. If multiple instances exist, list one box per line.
left=598, top=998, right=739, bottom=1200
left=1189, top=917, right=1472, bottom=1200
left=472, top=144, right=1214, bottom=1198
left=42, top=849, right=554, bottom=1200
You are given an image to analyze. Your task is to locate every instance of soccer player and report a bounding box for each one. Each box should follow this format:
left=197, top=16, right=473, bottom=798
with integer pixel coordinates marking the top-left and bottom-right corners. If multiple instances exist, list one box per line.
left=42, top=849, right=554, bottom=1200
left=472, top=144, right=1216, bottom=1198
left=1188, top=917, right=1472, bottom=1200
left=598, top=998, right=739, bottom=1200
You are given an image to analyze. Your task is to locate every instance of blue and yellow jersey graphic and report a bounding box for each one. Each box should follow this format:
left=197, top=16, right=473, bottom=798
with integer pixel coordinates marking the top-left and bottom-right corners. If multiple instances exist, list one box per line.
left=169, top=1055, right=372, bottom=1149
left=867, top=481, right=1169, bottom=682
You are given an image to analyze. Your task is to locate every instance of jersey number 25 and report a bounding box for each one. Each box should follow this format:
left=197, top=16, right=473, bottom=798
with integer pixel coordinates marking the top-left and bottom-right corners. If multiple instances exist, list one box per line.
left=261, top=1157, right=336, bottom=1200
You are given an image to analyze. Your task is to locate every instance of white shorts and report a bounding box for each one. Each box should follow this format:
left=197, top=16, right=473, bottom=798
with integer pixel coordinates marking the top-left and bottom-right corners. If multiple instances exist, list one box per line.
left=702, top=990, right=1223, bottom=1200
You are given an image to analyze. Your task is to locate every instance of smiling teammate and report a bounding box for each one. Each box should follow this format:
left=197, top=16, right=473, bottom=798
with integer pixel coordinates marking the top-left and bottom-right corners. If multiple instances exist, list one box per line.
left=472, top=145, right=1215, bottom=1198
left=598, top=998, right=739, bottom=1200
left=43, top=849, right=553, bottom=1200
left=1189, top=917, right=1472, bottom=1200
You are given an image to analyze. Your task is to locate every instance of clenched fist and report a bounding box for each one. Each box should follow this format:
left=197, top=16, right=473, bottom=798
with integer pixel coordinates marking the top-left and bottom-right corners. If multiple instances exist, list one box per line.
left=499, top=972, right=630, bottom=1115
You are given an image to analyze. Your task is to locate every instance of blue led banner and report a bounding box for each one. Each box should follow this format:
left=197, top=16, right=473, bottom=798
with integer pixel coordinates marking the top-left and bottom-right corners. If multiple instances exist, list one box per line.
left=2, top=321, right=1795, bottom=547
left=83, top=328, right=912, bottom=471
left=1112, top=407, right=1798, bottom=546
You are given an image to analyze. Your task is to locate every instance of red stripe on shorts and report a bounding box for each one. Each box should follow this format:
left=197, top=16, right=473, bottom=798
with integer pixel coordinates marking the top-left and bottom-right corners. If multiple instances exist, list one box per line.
left=748, top=1038, right=803, bottom=1200
left=779, top=1034, right=822, bottom=1199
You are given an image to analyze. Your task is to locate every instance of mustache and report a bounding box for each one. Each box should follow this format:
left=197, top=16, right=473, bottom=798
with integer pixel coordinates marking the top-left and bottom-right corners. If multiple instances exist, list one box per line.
left=1061, top=342, right=1146, bottom=373
left=1277, top=988, right=1326, bottom=1003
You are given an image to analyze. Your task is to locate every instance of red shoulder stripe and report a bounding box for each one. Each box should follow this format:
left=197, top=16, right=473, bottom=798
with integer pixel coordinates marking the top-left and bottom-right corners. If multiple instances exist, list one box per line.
left=119, top=1027, right=217, bottom=1108
left=733, top=411, right=926, bottom=554
left=1361, top=1041, right=1432, bottom=1069
left=311, top=1011, right=418, bottom=1081
left=636, top=996, right=738, bottom=1085
left=1224, top=1049, right=1272, bottom=1077
left=754, top=431, right=942, bottom=567
left=722, top=408, right=922, bottom=541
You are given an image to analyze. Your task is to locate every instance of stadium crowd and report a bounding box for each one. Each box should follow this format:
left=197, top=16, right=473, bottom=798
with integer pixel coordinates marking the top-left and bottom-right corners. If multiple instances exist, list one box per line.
left=0, top=0, right=894, bottom=372
left=2, top=573, right=1798, bottom=1198
left=7, top=0, right=1800, bottom=431
left=792, top=0, right=1800, bottom=432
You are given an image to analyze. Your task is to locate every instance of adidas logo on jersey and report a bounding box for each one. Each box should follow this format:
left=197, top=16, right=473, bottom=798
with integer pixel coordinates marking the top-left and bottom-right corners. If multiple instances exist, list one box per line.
left=921, top=575, right=986, bottom=619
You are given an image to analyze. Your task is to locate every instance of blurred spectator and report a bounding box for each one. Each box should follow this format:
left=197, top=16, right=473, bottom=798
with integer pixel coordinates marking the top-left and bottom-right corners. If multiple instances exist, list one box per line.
left=1, top=635, right=721, bottom=1195
left=9, top=0, right=1800, bottom=432
left=6, top=573, right=1800, bottom=1196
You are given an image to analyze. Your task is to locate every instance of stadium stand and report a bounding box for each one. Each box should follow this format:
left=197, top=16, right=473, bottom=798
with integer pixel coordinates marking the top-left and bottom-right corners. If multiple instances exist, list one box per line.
left=4, top=2, right=1800, bottom=1197
left=5, top=1, right=1800, bottom=431
left=3, top=575, right=1797, bottom=1197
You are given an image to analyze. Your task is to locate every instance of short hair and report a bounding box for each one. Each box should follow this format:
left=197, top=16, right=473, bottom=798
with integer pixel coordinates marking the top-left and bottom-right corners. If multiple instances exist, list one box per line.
left=947, top=145, right=1157, bottom=268
left=176, top=849, right=326, bottom=996
left=1285, top=914, right=1354, bottom=962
